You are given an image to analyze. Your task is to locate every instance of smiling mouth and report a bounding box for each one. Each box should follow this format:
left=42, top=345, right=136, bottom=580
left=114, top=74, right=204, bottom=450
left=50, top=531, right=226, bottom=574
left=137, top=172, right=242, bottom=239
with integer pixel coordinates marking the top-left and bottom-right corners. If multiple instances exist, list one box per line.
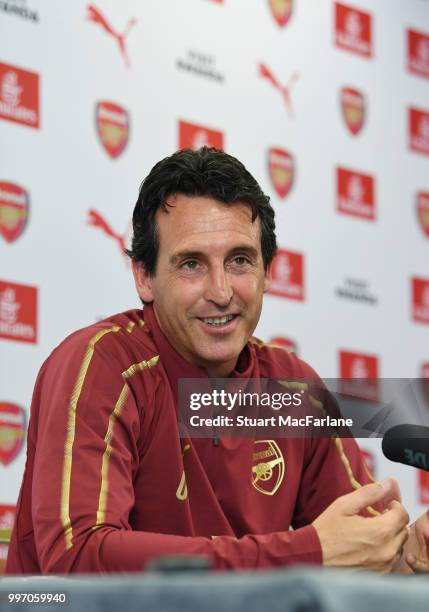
left=198, top=314, right=238, bottom=327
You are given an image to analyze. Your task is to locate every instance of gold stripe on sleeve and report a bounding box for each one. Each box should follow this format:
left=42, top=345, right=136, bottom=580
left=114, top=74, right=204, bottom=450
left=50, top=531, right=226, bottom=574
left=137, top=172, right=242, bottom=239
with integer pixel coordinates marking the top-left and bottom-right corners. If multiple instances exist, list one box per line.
left=94, top=382, right=130, bottom=528
left=61, top=325, right=121, bottom=550
left=333, top=436, right=380, bottom=517
left=276, top=380, right=308, bottom=392
left=126, top=321, right=136, bottom=333
left=122, top=354, right=159, bottom=379
left=93, top=354, right=160, bottom=527
left=363, top=460, right=376, bottom=483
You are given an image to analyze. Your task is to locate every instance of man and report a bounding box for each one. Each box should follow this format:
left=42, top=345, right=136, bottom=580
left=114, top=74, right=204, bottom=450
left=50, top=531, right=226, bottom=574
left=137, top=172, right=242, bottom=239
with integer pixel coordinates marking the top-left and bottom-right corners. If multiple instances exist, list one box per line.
left=6, top=147, right=428, bottom=574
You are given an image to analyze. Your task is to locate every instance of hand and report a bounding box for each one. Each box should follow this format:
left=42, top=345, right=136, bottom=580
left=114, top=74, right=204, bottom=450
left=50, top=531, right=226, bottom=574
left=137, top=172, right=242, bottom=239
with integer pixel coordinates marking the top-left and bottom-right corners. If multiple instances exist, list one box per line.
left=395, top=510, right=429, bottom=573
left=312, top=478, right=409, bottom=573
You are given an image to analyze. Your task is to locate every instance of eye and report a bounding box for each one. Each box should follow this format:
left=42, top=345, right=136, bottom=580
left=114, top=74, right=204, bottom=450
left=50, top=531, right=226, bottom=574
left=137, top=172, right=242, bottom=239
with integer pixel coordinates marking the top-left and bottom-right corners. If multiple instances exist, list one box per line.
left=181, top=260, right=199, bottom=271
left=231, top=256, right=251, bottom=266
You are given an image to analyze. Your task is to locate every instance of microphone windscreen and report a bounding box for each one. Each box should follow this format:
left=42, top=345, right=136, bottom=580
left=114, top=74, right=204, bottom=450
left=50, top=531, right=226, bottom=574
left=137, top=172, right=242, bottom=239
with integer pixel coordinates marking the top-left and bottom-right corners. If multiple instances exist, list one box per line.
left=382, top=424, right=429, bottom=471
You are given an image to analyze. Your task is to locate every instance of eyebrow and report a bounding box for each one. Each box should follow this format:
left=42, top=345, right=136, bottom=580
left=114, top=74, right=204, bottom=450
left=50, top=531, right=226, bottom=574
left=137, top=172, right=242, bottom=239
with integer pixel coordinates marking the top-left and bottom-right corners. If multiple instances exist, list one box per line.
left=169, top=245, right=259, bottom=266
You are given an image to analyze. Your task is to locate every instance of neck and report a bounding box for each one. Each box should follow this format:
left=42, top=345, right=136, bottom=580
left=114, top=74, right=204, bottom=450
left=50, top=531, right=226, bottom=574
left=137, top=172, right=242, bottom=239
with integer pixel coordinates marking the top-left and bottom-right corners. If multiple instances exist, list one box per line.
left=204, top=359, right=237, bottom=379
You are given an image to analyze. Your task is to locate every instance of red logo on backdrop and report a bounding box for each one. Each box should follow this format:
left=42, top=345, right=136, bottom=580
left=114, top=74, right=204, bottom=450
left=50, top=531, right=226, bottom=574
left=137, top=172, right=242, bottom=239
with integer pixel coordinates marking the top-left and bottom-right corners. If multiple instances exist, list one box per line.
left=96, top=101, right=129, bottom=159
left=0, top=403, right=25, bottom=465
left=334, top=3, right=372, bottom=58
left=0, top=504, right=15, bottom=573
left=87, top=209, right=130, bottom=262
left=258, top=63, right=299, bottom=118
left=87, top=4, right=137, bottom=68
left=268, top=148, right=294, bottom=199
left=412, top=277, right=429, bottom=324
left=416, top=191, right=429, bottom=238
left=178, top=120, right=224, bottom=150
left=339, top=350, right=379, bottom=402
left=337, top=167, right=375, bottom=221
left=0, top=280, right=37, bottom=343
left=409, top=107, right=429, bottom=156
left=408, top=30, right=429, bottom=79
left=0, top=182, right=29, bottom=243
left=340, top=351, right=378, bottom=378
left=267, top=249, right=304, bottom=301
left=0, top=62, right=39, bottom=128
left=418, top=471, right=429, bottom=505
left=423, top=363, right=429, bottom=378
left=268, top=0, right=293, bottom=28
left=269, top=336, right=298, bottom=354
left=0, top=505, right=15, bottom=534
left=340, top=87, right=365, bottom=135
left=361, top=448, right=376, bottom=479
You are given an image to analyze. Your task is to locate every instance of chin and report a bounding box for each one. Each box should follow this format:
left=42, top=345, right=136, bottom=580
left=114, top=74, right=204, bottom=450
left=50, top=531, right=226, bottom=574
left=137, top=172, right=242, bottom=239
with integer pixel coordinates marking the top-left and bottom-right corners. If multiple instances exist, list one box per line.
left=198, top=348, right=241, bottom=369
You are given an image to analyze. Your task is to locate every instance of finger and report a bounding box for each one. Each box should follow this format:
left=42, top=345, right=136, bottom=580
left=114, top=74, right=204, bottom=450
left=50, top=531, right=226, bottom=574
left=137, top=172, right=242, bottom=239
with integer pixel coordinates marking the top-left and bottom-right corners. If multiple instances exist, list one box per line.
left=379, top=531, right=408, bottom=573
left=390, top=527, right=410, bottom=556
left=397, top=526, right=410, bottom=549
left=382, top=478, right=402, bottom=506
left=406, top=553, right=429, bottom=574
left=377, top=501, right=409, bottom=534
left=341, top=479, right=397, bottom=516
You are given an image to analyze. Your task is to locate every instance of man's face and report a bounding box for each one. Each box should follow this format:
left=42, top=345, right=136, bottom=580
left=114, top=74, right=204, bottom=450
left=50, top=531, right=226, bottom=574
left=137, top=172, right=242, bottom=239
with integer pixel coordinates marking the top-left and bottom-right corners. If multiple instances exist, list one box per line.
left=132, top=195, right=269, bottom=377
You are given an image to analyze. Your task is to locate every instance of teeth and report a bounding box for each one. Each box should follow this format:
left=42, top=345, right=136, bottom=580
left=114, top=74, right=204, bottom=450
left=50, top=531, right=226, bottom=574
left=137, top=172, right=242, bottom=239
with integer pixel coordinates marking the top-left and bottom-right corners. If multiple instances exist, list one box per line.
left=203, top=315, right=234, bottom=326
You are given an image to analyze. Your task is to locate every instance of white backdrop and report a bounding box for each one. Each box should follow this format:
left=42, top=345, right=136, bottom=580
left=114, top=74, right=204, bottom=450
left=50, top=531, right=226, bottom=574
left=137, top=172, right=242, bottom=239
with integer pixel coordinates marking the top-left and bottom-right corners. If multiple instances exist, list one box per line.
left=1, top=0, right=429, bottom=557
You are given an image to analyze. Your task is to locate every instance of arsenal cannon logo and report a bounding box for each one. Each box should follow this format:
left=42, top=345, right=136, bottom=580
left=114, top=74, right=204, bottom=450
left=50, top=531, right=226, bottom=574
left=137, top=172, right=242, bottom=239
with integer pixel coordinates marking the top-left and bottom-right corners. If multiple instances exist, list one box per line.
left=416, top=191, right=429, bottom=238
left=0, top=182, right=29, bottom=243
left=96, top=101, right=129, bottom=159
left=268, top=0, right=293, bottom=28
left=268, top=147, right=294, bottom=199
left=0, top=403, right=26, bottom=466
left=340, top=87, right=365, bottom=135
left=251, top=440, right=285, bottom=496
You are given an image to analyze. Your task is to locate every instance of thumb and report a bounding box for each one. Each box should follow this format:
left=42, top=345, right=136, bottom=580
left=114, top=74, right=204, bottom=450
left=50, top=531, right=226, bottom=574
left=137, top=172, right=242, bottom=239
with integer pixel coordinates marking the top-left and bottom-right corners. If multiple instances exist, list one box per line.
left=341, top=478, right=399, bottom=516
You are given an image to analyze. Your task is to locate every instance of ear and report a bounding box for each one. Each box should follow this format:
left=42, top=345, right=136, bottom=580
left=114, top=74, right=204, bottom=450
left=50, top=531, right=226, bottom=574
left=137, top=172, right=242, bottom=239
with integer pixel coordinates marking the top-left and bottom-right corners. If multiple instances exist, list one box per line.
left=263, top=265, right=271, bottom=294
left=132, top=260, right=154, bottom=303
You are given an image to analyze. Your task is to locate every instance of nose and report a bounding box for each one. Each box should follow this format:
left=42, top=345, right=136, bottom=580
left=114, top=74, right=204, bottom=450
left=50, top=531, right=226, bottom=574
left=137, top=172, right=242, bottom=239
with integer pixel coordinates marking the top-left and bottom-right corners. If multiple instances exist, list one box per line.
left=204, top=264, right=233, bottom=307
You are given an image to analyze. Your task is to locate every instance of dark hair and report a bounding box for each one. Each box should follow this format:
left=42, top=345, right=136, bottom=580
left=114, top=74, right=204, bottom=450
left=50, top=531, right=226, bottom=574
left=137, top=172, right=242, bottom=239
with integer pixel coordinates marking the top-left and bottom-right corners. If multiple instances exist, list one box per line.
left=126, top=147, right=277, bottom=275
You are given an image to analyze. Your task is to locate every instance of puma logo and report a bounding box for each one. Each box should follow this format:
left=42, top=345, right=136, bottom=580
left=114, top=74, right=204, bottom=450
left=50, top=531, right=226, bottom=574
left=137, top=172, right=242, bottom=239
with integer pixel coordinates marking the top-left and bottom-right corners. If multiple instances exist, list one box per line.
left=87, top=209, right=130, bottom=261
left=258, top=63, right=299, bottom=118
left=87, top=4, right=137, bottom=68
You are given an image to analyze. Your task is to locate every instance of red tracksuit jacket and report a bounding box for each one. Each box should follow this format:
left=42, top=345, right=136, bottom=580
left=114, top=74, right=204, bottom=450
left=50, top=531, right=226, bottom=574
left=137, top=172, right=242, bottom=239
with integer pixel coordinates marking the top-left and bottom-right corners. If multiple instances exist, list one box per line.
left=6, top=304, right=377, bottom=573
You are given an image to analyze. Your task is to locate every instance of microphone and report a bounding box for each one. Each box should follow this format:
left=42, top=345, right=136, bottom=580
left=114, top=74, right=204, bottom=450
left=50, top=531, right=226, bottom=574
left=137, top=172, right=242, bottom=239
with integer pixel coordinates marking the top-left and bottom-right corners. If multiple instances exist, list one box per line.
left=382, top=424, right=429, bottom=471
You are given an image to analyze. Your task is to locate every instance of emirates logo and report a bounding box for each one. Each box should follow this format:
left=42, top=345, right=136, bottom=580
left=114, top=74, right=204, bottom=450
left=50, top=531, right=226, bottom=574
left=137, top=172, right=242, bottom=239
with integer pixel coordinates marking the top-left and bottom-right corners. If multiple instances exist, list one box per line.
left=412, top=277, right=429, bottom=324
left=339, top=350, right=379, bottom=401
left=409, top=107, right=429, bottom=156
left=334, top=3, right=372, bottom=59
left=0, top=280, right=37, bottom=343
left=2, top=71, right=22, bottom=106
left=178, top=119, right=224, bottom=150
left=267, top=249, right=304, bottom=301
left=408, top=29, right=429, bottom=79
left=0, top=62, right=39, bottom=128
left=337, top=167, right=375, bottom=221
